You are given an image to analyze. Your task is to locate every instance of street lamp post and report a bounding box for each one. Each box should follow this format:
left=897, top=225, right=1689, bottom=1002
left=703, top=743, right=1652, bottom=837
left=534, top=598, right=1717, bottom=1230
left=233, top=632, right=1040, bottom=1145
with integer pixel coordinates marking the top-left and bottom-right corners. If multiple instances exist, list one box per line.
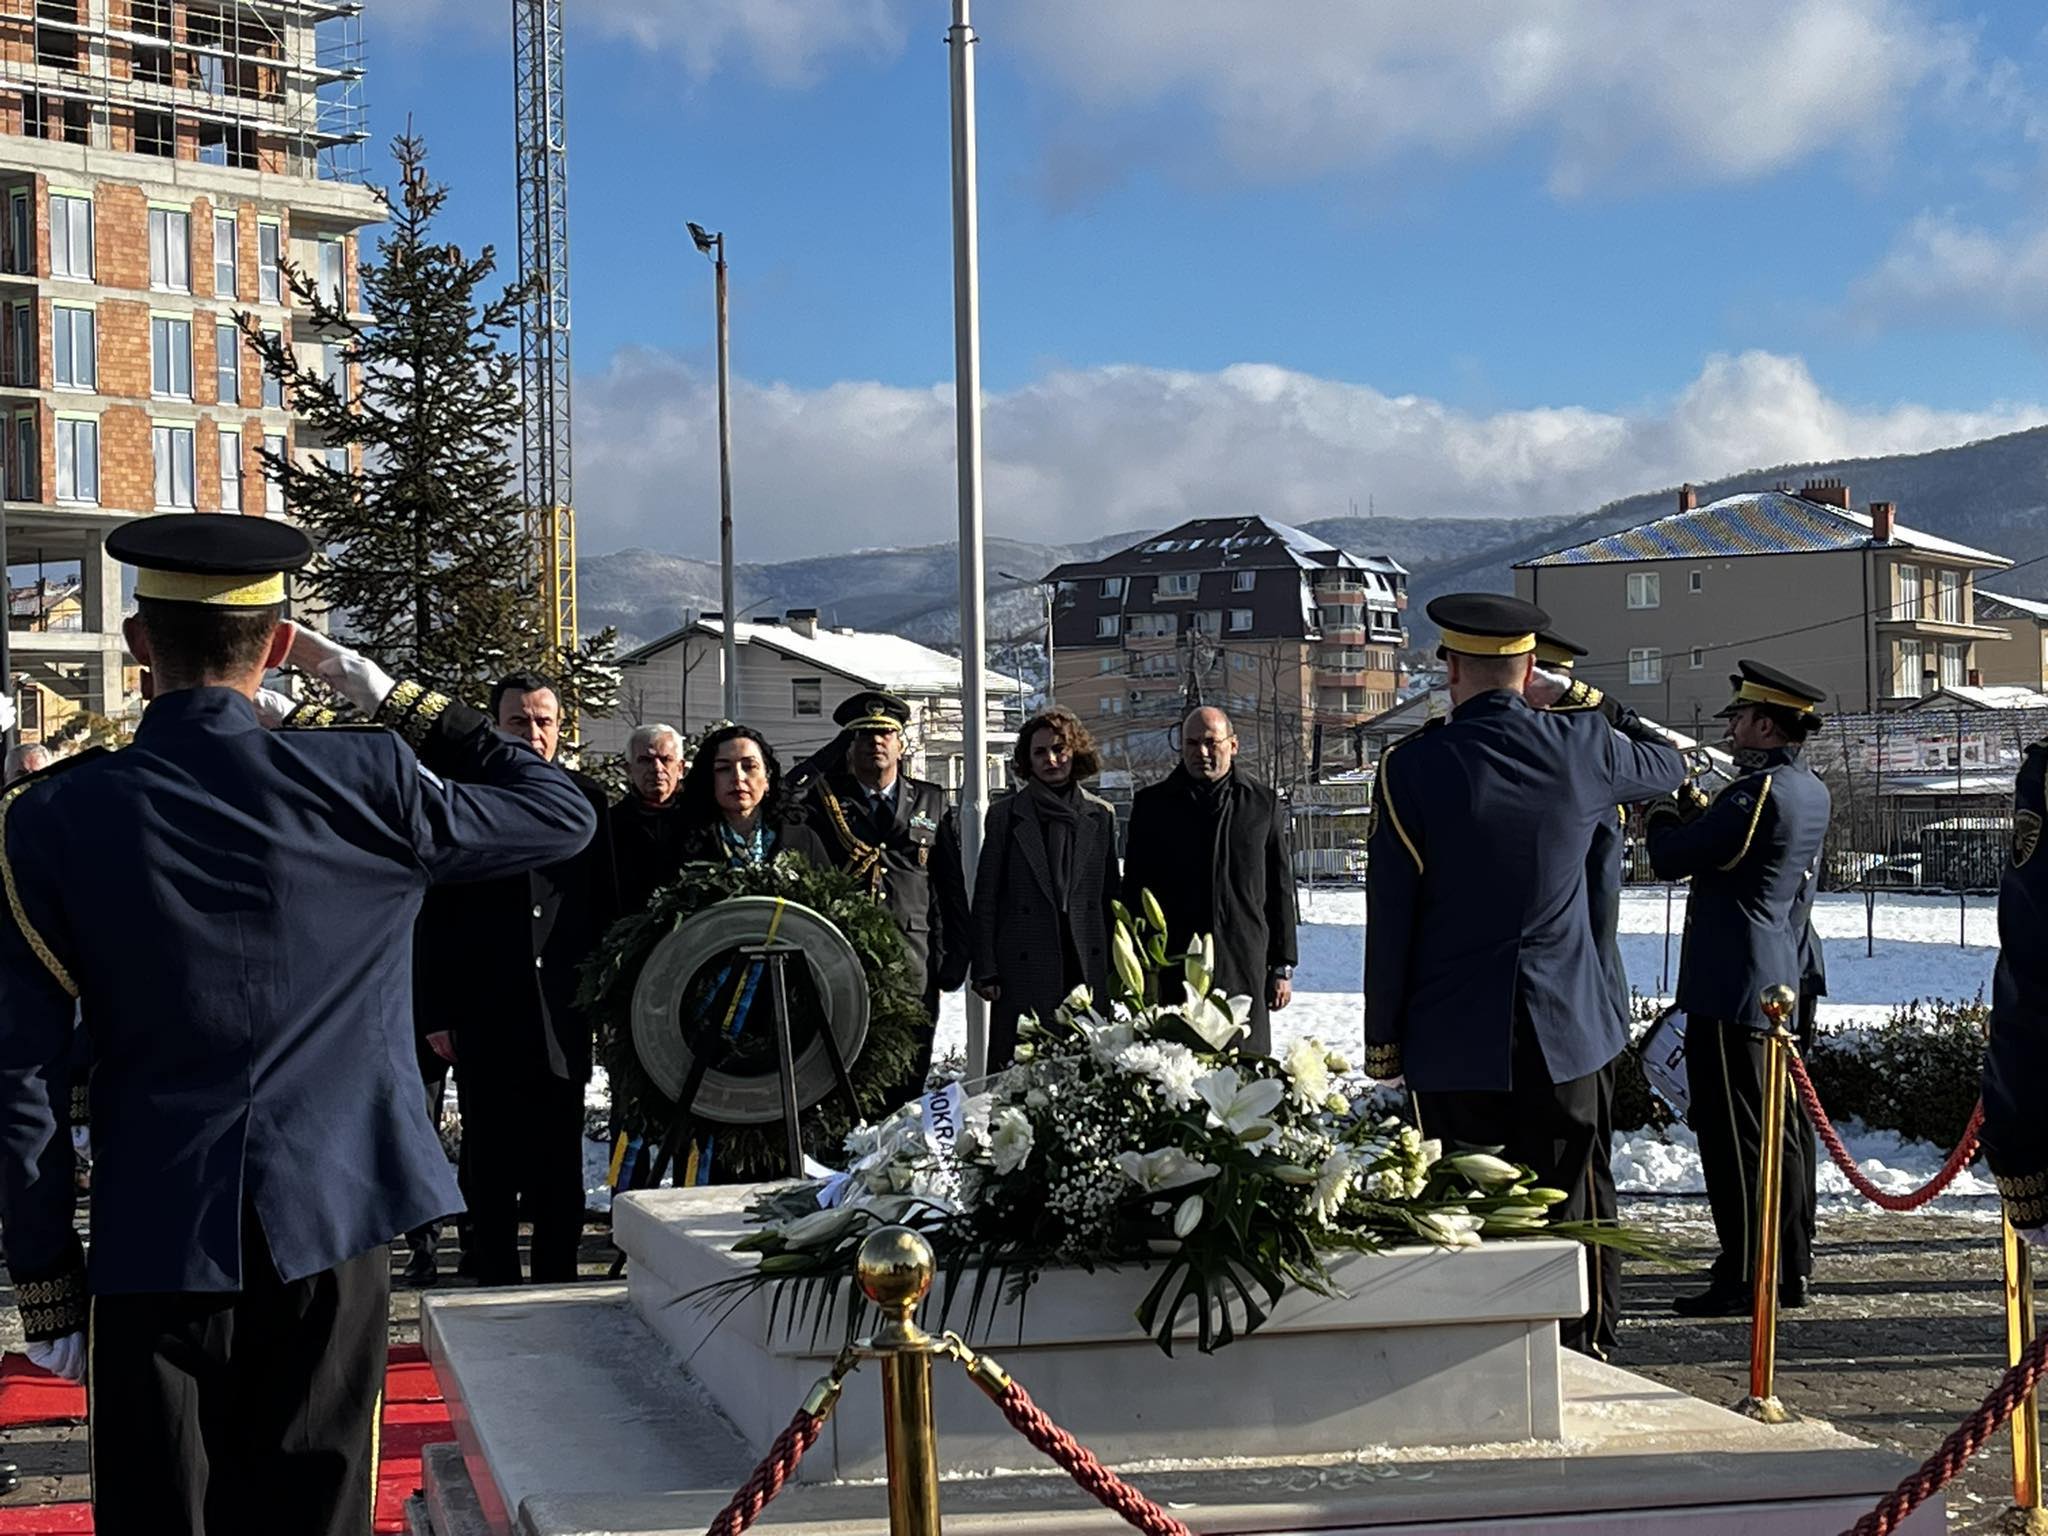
left=689, top=221, right=740, bottom=722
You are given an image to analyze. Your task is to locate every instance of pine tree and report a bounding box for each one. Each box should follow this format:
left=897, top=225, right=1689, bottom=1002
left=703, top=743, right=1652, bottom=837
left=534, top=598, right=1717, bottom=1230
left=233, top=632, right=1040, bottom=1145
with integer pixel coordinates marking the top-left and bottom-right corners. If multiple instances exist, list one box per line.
left=242, top=132, right=618, bottom=735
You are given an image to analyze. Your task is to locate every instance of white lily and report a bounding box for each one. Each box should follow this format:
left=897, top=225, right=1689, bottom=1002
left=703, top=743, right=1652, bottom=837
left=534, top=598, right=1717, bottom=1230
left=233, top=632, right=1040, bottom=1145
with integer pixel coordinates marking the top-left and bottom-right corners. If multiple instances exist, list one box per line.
left=1180, top=992, right=1248, bottom=1053
left=1172, top=1193, right=1206, bottom=1238
left=987, top=1107, right=1035, bottom=1175
left=779, top=1205, right=860, bottom=1250
left=1115, top=1146, right=1220, bottom=1192
left=1195, top=1067, right=1285, bottom=1145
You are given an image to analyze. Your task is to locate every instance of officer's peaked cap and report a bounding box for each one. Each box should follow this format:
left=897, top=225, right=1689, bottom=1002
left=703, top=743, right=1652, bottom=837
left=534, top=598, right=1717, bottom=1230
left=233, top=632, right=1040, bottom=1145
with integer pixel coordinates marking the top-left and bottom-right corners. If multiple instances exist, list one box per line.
left=1716, top=659, right=1826, bottom=723
left=1425, top=593, right=1550, bottom=660
left=1534, top=629, right=1588, bottom=670
left=834, top=689, right=911, bottom=733
left=108, top=515, right=312, bottom=609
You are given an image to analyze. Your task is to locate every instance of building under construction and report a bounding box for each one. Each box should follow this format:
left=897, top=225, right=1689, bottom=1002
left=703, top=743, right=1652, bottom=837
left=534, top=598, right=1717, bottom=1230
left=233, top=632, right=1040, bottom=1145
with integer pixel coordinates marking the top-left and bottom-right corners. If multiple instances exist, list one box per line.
left=0, top=0, right=379, bottom=741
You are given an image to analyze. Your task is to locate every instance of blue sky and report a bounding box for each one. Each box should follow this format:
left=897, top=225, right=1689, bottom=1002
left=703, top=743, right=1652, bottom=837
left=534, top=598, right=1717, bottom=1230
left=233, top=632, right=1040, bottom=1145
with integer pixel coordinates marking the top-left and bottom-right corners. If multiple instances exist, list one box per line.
left=375, top=2, right=2048, bottom=562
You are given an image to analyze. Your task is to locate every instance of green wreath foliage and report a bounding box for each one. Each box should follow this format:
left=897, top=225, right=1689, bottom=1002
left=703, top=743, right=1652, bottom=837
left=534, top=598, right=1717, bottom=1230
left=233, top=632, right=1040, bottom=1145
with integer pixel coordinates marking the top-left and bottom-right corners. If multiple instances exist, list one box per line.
left=577, top=856, right=929, bottom=1179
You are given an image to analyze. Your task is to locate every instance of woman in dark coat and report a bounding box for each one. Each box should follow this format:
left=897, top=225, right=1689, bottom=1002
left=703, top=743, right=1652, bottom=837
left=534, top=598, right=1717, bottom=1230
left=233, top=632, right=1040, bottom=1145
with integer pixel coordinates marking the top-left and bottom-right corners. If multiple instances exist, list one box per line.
left=970, top=709, right=1121, bottom=1069
left=674, top=723, right=834, bottom=870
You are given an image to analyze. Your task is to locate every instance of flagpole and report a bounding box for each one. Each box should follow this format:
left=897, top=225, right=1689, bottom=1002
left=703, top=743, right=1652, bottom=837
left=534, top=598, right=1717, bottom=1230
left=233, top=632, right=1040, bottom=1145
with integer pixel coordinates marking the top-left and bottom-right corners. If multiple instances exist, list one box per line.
left=948, top=0, right=990, bottom=1081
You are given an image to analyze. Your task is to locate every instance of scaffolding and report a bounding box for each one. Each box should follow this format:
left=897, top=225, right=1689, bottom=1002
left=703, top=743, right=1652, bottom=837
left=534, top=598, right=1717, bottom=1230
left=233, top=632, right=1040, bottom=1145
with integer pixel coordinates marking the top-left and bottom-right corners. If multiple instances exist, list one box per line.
left=0, top=1, right=368, bottom=182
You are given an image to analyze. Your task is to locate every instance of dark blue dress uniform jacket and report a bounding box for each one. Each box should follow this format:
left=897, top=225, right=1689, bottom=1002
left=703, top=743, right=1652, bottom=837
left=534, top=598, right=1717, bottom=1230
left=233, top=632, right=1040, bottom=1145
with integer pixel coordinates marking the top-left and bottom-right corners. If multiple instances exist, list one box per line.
left=0, top=686, right=596, bottom=1334
left=1983, top=737, right=2048, bottom=1227
left=1363, top=689, right=1684, bottom=1092
left=1645, top=746, right=1829, bottom=1029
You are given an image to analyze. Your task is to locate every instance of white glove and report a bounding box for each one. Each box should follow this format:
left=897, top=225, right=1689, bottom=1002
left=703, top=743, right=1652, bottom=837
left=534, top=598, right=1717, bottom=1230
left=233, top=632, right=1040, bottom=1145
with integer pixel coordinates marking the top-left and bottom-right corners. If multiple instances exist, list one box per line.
left=0, top=693, right=14, bottom=735
left=1525, top=667, right=1573, bottom=709
left=251, top=688, right=298, bottom=729
left=25, top=1332, right=84, bottom=1383
left=285, top=626, right=395, bottom=716
left=1379, top=1075, right=1407, bottom=1090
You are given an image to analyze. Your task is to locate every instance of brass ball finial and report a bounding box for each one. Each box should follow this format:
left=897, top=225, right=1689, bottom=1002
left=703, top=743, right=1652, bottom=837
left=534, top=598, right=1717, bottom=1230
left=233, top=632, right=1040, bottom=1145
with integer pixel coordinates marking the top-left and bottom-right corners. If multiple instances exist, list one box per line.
left=856, top=1226, right=935, bottom=1316
left=1760, top=984, right=1797, bottom=1025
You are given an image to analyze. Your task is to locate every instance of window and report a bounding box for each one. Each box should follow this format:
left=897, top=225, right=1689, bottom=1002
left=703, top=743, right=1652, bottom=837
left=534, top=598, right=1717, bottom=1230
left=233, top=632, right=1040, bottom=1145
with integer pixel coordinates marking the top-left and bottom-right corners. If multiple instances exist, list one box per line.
left=322, top=445, right=347, bottom=475
left=1156, top=573, right=1199, bottom=598
left=1894, top=638, right=1925, bottom=698
left=1095, top=614, right=1119, bottom=639
left=149, top=209, right=190, bottom=291
left=1099, top=577, right=1124, bottom=599
left=11, top=413, right=34, bottom=500
left=1626, top=572, right=1661, bottom=609
left=320, top=341, right=346, bottom=403
left=791, top=677, right=822, bottom=717
left=135, top=109, right=173, bottom=159
left=54, top=417, right=96, bottom=504
left=1941, top=642, right=1966, bottom=689
left=214, top=213, right=238, bottom=297
left=1689, top=570, right=1703, bottom=594
left=7, top=191, right=28, bottom=275
left=1689, top=647, right=1704, bottom=669
left=51, top=305, right=93, bottom=390
left=262, top=432, right=285, bottom=512
left=35, top=1, right=78, bottom=70
left=8, top=301, right=29, bottom=386
left=1627, top=647, right=1662, bottom=685
left=218, top=427, right=241, bottom=511
left=152, top=424, right=195, bottom=509
left=215, top=322, right=239, bottom=403
left=1192, top=610, right=1222, bottom=636
left=1937, top=570, right=1962, bottom=625
left=151, top=316, right=192, bottom=398
left=317, top=237, right=345, bottom=308
left=48, top=194, right=90, bottom=279
left=1097, top=695, right=1125, bottom=717
left=261, top=330, right=283, bottom=407
left=131, top=0, right=169, bottom=81
left=1229, top=608, right=1253, bottom=632
left=1232, top=570, right=1256, bottom=592
left=258, top=222, right=281, bottom=302
left=1127, top=613, right=1175, bottom=639
left=1097, top=655, right=1119, bottom=675
left=1897, top=563, right=1922, bottom=619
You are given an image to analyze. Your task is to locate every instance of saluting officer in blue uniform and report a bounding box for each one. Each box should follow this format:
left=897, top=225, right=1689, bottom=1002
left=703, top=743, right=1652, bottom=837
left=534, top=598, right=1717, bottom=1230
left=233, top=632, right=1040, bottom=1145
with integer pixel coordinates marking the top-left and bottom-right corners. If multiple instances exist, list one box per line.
left=1532, top=628, right=1629, bottom=1357
left=1364, top=594, right=1685, bottom=1356
left=0, top=517, right=597, bottom=1536
left=1982, top=732, right=2048, bottom=1246
left=1645, top=660, right=1830, bottom=1316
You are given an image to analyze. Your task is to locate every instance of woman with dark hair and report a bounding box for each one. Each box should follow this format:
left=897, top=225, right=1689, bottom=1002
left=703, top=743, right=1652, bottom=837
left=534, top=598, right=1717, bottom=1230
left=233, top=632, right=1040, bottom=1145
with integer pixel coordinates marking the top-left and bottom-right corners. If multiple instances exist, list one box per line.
left=676, top=724, right=833, bottom=869
left=970, top=708, right=1120, bottom=1068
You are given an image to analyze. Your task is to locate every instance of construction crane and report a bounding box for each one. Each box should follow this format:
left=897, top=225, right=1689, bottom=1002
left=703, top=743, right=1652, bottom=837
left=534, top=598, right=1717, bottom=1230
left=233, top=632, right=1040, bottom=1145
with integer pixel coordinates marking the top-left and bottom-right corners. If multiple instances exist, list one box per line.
left=513, top=0, right=576, bottom=662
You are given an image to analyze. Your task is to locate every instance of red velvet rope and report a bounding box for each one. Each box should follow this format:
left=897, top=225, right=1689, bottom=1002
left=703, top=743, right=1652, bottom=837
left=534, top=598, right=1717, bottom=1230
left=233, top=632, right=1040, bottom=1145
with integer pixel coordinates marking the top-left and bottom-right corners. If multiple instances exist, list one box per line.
left=704, top=1408, right=826, bottom=1536
left=990, top=1375, right=1195, bottom=1536
left=1844, top=1330, right=2048, bottom=1536
left=1789, top=1055, right=1984, bottom=1212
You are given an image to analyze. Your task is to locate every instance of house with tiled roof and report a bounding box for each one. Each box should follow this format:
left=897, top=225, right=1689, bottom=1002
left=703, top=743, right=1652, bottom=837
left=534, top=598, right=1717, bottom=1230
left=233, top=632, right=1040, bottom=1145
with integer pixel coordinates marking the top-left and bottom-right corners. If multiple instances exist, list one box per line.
left=1513, top=478, right=2013, bottom=727
left=1973, top=589, right=2048, bottom=691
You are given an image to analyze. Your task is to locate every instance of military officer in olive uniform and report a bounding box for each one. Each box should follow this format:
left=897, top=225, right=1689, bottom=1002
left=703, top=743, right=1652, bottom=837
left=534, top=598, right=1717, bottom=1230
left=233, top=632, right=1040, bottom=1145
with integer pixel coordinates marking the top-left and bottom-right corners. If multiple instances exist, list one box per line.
left=1982, top=733, right=2048, bottom=1245
left=0, top=517, right=597, bottom=1536
left=1646, top=660, right=1830, bottom=1316
left=1364, top=595, right=1685, bottom=1356
left=1532, top=628, right=1628, bottom=1356
left=802, top=690, right=969, bottom=1099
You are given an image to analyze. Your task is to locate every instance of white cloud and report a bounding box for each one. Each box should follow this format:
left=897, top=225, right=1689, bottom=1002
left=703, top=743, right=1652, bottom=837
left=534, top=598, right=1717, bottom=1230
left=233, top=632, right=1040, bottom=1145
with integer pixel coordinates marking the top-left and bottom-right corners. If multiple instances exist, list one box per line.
left=1849, top=210, right=2048, bottom=328
left=1002, top=0, right=1973, bottom=194
left=573, top=348, right=2042, bottom=561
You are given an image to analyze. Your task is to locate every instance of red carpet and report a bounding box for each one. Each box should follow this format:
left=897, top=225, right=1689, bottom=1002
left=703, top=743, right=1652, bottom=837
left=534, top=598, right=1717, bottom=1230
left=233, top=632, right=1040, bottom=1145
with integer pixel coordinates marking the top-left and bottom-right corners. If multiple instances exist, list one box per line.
left=0, top=1342, right=452, bottom=1534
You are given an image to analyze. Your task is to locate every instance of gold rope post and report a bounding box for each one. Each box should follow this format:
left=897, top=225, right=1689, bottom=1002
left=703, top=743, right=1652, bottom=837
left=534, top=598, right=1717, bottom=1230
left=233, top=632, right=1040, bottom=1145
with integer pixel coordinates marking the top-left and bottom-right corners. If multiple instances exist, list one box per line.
left=2003, top=1216, right=2048, bottom=1534
left=1737, top=983, right=1798, bottom=1424
left=856, top=1227, right=943, bottom=1536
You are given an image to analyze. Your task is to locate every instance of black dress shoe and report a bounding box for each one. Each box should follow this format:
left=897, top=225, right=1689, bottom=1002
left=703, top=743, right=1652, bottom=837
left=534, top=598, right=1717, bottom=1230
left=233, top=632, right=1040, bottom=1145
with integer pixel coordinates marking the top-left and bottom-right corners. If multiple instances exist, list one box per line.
left=1672, top=1280, right=1753, bottom=1317
left=401, top=1245, right=438, bottom=1286
left=1780, top=1276, right=1812, bottom=1309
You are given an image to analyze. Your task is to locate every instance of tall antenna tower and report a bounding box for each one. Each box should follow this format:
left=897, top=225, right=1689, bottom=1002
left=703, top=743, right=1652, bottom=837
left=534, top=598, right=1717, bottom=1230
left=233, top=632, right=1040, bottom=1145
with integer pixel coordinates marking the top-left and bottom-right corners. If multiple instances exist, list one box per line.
left=513, top=0, right=576, bottom=658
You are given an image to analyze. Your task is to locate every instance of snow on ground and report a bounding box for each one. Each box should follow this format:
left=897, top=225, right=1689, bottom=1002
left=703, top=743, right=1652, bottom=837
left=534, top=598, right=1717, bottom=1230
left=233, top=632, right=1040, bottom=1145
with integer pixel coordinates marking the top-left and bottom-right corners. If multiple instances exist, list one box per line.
left=932, top=885, right=2003, bottom=1208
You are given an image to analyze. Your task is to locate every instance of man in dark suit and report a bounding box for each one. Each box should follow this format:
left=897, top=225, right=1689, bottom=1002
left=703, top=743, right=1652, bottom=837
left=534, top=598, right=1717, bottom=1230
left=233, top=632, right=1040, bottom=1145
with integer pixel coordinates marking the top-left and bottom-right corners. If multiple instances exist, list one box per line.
left=1121, top=705, right=1298, bottom=1056
left=610, top=721, right=689, bottom=915
left=1364, top=595, right=1685, bottom=1356
left=1647, top=659, right=1831, bottom=1316
left=0, top=517, right=595, bottom=1536
left=1985, top=732, right=2048, bottom=1246
left=802, top=690, right=969, bottom=1096
left=417, top=670, right=618, bottom=1287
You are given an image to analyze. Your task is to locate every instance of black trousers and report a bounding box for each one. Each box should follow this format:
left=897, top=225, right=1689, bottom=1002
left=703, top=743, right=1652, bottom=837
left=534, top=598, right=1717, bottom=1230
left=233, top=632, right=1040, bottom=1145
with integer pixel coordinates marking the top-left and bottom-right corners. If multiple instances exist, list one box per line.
left=1415, top=1027, right=1616, bottom=1357
left=459, top=1066, right=587, bottom=1285
left=1793, top=989, right=1820, bottom=1269
left=1688, top=1016, right=1812, bottom=1285
left=89, top=1212, right=389, bottom=1536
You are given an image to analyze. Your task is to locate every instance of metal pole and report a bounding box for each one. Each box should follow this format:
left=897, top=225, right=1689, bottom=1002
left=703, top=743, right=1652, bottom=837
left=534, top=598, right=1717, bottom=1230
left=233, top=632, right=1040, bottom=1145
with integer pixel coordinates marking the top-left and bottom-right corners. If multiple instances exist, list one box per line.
left=2005, top=1218, right=2048, bottom=1531
left=713, top=234, right=739, bottom=722
left=857, top=1228, right=943, bottom=1536
left=1738, top=983, right=1798, bottom=1425
left=949, top=0, right=991, bottom=1081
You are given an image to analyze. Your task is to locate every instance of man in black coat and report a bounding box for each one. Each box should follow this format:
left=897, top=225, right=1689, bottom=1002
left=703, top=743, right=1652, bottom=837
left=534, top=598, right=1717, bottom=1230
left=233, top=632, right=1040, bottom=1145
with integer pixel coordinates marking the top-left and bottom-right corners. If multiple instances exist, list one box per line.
left=417, top=671, right=619, bottom=1286
left=1121, top=706, right=1297, bottom=1056
left=610, top=722, right=689, bottom=915
left=1986, top=732, right=2048, bottom=1245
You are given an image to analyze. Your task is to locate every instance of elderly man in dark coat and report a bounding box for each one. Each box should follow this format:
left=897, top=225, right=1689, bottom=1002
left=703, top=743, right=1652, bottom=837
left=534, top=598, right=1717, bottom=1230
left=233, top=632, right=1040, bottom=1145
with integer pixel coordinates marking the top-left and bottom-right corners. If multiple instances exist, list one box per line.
left=971, top=708, right=1120, bottom=1068
left=1121, top=706, right=1297, bottom=1056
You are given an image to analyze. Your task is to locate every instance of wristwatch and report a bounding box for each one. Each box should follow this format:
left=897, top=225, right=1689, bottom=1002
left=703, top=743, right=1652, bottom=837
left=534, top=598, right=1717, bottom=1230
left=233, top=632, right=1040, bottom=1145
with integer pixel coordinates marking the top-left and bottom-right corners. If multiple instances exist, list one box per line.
left=1269, top=965, right=1294, bottom=980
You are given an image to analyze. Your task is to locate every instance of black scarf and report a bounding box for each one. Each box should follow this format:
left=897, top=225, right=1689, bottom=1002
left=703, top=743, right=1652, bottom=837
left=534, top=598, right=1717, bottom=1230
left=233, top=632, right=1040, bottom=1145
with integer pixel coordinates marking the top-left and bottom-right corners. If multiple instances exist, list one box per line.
left=1022, top=777, right=1080, bottom=912
left=1176, top=765, right=1235, bottom=931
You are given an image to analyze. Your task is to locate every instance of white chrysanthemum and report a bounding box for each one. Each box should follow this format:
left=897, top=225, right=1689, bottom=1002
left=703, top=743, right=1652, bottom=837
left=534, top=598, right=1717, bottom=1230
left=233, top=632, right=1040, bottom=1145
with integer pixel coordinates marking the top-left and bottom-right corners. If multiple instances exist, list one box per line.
left=1366, top=1168, right=1405, bottom=1201
left=1282, top=1036, right=1333, bottom=1112
left=1310, top=1151, right=1356, bottom=1225
left=1114, top=1040, right=1203, bottom=1110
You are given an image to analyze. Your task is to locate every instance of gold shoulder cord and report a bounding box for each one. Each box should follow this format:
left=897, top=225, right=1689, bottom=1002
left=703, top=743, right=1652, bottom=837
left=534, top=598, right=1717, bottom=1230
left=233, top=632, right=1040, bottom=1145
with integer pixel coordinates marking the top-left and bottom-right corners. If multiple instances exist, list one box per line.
left=816, top=781, right=886, bottom=894
left=0, top=781, right=78, bottom=998
left=1715, top=774, right=1774, bottom=872
left=1374, top=742, right=1424, bottom=874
